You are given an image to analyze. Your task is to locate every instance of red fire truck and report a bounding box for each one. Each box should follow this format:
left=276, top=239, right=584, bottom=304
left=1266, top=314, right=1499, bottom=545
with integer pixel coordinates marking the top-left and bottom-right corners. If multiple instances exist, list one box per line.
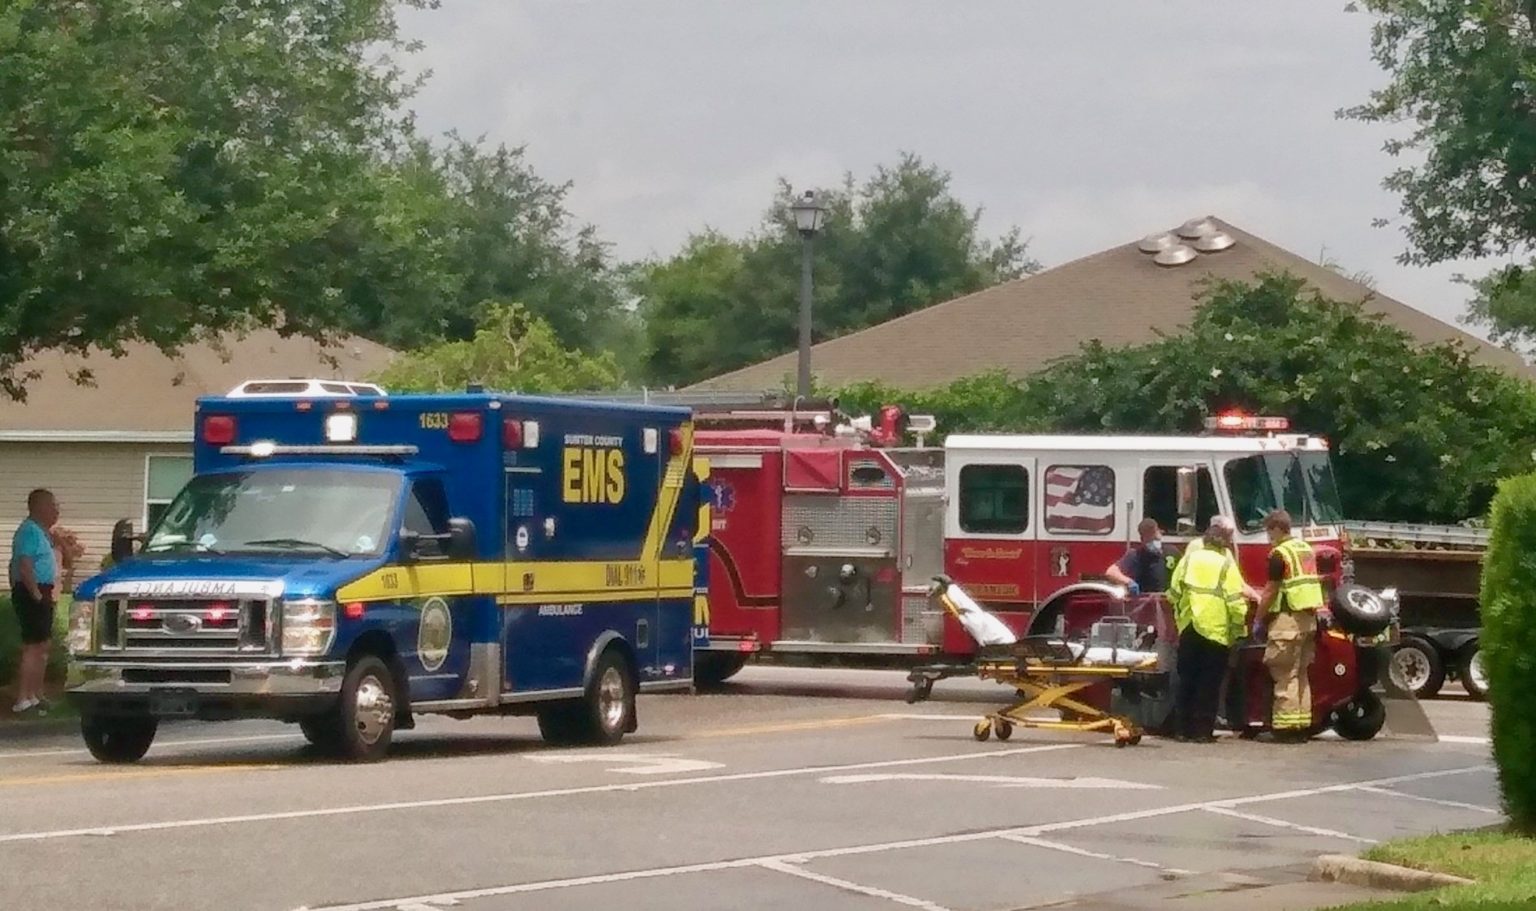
left=686, top=398, right=1394, bottom=686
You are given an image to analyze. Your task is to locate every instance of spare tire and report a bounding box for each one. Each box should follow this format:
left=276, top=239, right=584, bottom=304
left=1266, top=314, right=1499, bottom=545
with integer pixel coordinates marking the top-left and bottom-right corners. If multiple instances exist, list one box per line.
left=1329, top=583, right=1392, bottom=637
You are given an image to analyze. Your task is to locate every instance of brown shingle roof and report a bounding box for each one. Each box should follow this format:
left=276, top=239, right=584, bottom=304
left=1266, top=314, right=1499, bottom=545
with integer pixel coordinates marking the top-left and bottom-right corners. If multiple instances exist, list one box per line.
left=687, top=217, right=1531, bottom=391
left=0, top=330, right=397, bottom=436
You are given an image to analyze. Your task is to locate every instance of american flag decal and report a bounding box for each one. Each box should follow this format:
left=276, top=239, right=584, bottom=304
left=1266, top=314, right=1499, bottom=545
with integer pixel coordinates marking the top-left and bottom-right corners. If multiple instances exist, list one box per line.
left=1045, top=465, right=1116, bottom=534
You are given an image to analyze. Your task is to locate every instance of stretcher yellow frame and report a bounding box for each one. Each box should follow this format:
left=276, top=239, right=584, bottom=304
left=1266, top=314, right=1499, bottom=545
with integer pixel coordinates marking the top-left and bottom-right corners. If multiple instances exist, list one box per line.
left=937, top=590, right=1157, bottom=748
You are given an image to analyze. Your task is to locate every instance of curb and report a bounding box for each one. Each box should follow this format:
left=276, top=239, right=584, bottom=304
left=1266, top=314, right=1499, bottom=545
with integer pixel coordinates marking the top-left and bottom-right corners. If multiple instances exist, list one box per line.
left=1310, top=854, right=1475, bottom=893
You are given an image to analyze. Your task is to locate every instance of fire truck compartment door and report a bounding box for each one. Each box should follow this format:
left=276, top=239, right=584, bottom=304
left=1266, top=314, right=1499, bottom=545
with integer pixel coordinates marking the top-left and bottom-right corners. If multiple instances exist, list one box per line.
left=780, top=549, right=902, bottom=644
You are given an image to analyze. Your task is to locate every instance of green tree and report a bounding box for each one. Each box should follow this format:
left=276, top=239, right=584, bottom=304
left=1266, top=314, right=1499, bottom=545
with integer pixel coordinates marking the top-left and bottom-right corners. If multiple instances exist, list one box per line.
left=373, top=302, right=622, bottom=394
left=835, top=274, right=1536, bottom=523
left=1341, top=1, right=1536, bottom=353
left=631, top=153, right=1038, bottom=386
left=350, top=137, right=629, bottom=354
left=0, top=0, right=446, bottom=399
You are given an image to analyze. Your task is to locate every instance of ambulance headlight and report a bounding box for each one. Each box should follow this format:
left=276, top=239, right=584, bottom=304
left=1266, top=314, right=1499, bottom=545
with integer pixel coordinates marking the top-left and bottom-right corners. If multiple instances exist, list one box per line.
left=325, top=413, right=357, bottom=443
left=281, top=599, right=337, bottom=656
left=67, top=598, right=96, bottom=656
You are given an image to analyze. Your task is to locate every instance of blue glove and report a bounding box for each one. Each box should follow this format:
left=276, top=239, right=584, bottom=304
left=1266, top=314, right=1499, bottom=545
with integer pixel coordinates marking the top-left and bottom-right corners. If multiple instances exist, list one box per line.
left=1126, top=581, right=1141, bottom=596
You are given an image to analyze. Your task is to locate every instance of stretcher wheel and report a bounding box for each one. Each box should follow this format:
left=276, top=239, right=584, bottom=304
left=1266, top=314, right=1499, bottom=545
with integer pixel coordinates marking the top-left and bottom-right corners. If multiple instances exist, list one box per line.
left=994, top=719, right=1013, bottom=741
left=973, top=720, right=992, bottom=742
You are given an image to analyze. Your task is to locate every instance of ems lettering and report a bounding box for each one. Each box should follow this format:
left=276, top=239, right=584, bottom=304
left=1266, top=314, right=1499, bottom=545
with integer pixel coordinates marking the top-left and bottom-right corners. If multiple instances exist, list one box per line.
left=563, top=447, right=626, bottom=504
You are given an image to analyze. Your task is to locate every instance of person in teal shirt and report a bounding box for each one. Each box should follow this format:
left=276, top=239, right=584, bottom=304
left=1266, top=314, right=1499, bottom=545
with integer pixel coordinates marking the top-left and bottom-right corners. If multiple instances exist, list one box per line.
left=10, top=489, right=60, bottom=714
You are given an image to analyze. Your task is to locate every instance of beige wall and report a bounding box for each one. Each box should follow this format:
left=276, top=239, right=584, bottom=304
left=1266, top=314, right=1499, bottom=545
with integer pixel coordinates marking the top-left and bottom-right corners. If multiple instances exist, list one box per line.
left=0, top=442, right=191, bottom=590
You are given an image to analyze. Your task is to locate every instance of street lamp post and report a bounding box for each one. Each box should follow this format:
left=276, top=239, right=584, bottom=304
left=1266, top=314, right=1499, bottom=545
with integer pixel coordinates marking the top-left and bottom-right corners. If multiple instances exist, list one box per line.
left=790, top=189, right=828, bottom=400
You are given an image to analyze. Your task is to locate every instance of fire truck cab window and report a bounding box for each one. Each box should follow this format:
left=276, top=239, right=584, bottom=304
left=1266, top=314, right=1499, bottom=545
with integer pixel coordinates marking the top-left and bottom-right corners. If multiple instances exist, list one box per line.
left=958, top=464, right=1029, bottom=534
left=1142, top=466, right=1217, bottom=534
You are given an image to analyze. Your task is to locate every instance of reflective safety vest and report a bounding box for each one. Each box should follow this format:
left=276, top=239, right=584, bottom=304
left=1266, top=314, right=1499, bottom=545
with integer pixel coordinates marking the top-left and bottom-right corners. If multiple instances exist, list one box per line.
left=1168, top=546, right=1248, bottom=647
left=1271, top=536, right=1325, bottom=613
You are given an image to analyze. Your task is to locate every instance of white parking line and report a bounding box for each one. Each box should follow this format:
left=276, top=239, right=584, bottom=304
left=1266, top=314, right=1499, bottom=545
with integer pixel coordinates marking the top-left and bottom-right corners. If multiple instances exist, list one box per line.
left=758, top=860, right=953, bottom=911
left=1200, top=807, right=1378, bottom=844
left=0, top=743, right=1079, bottom=844
left=1000, top=834, right=1194, bottom=876
left=1354, top=785, right=1501, bottom=814
left=298, top=764, right=1489, bottom=911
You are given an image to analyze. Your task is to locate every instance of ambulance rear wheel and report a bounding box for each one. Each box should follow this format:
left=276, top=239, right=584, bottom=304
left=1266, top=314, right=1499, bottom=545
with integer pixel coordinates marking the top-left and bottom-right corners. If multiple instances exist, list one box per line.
left=299, top=715, right=343, bottom=753
left=81, top=714, right=157, bottom=764
left=335, top=655, right=397, bottom=762
left=540, top=649, right=634, bottom=747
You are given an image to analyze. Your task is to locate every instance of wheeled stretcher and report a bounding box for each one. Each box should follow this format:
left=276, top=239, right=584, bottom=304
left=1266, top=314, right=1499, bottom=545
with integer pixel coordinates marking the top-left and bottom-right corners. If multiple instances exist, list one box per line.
left=906, top=576, right=1169, bottom=747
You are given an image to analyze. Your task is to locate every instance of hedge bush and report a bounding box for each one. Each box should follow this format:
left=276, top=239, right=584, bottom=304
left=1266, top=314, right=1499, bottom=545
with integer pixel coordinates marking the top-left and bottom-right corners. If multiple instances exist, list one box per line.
left=0, top=595, right=70, bottom=688
left=1480, top=473, right=1536, bottom=832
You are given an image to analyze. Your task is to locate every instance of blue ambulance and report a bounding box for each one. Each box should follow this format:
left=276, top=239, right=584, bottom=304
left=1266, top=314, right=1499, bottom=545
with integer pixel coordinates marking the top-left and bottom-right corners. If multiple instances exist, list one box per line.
left=66, top=386, right=700, bottom=762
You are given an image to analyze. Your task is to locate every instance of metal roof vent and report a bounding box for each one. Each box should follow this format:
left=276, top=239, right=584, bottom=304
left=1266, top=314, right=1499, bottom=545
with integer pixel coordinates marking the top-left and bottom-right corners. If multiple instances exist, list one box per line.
left=1177, top=217, right=1219, bottom=239
left=1138, top=232, right=1178, bottom=254
left=1194, top=231, right=1235, bottom=253
left=1154, top=244, right=1198, bottom=266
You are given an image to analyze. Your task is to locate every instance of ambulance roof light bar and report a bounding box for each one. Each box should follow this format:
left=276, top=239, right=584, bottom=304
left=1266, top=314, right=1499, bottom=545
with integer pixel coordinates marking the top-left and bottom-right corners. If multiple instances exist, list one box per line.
left=1204, top=412, right=1289, bottom=433
left=221, top=442, right=418, bottom=461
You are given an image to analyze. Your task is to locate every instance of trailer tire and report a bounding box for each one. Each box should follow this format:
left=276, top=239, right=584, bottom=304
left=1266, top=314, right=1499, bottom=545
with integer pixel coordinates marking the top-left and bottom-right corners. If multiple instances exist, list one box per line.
left=1390, top=636, right=1445, bottom=699
left=81, top=715, right=158, bottom=764
left=694, top=652, right=748, bottom=688
left=1459, top=645, right=1489, bottom=701
left=335, top=655, right=397, bottom=762
left=1333, top=689, right=1386, bottom=741
left=1329, top=584, right=1392, bottom=637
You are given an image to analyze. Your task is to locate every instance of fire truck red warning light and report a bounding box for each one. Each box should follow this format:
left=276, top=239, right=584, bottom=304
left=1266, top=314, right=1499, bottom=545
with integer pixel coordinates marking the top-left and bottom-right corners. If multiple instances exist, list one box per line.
left=1205, top=412, right=1289, bottom=432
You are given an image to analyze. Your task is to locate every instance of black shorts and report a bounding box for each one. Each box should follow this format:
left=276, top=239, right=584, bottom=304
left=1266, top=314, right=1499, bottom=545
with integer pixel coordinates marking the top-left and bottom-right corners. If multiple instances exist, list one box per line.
left=10, top=584, right=55, bottom=645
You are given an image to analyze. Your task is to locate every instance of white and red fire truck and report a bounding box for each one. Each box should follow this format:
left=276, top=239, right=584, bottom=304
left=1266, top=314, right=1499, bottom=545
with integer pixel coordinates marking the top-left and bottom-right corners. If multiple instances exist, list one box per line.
left=683, top=397, right=1388, bottom=685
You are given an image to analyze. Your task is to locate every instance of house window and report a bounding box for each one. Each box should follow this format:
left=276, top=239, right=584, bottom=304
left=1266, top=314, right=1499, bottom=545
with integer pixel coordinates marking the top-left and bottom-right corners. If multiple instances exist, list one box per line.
left=145, top=455, right=194, bottom=530
left=958, top=464, right=1029, bottom=534
left=1043, top=464, right=1117, bottom=536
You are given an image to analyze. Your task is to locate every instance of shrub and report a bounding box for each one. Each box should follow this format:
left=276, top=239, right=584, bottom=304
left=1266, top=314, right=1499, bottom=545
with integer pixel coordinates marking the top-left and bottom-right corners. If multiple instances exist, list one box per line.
left=0, top=595, right=70, bottom=688
left=1480, top=473, right=1536, bottom=832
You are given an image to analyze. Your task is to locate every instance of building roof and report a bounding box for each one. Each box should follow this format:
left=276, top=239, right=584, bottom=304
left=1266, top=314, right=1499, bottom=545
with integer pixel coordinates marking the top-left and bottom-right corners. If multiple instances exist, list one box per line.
left=687, top=217, right=1532, bottom=391
left=0, top=330, right=397, bottom=440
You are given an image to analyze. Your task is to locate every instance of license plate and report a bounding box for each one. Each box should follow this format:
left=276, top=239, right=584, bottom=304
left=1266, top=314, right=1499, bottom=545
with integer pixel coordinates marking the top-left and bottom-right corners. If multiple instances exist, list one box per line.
left=150, top=694, right=196, bottom=717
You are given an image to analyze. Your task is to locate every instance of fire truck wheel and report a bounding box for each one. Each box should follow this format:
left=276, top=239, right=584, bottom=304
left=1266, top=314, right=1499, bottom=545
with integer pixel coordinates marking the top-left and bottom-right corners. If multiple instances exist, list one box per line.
left=1390, top=637, right=1445, bottom=699
left=81, top=715, right=158, bottom=764
left=1329, top=584, right=1392, bottom=637
left=1459, top=645, right=1488, bottom=701
left=1333, top=689, right=1386, bottom=741
left=694, top=653, right=749, bottom=689
left=336, top=655, right=397, bottom=762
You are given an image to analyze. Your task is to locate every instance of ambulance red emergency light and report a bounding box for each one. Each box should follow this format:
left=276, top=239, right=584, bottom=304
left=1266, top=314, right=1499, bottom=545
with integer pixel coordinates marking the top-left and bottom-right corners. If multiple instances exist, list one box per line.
left=692, top=405, right=1370, bottom=685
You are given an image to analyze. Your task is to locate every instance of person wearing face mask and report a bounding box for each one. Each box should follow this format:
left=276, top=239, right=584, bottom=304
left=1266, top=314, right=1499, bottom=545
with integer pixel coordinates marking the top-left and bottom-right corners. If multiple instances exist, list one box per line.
left=1104, top=518, right=1168, bottom=595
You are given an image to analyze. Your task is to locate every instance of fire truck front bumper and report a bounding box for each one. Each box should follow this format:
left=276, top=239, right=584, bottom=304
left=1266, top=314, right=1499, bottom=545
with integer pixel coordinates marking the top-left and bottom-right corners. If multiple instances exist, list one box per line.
left=67, top=659, right=346, bottom=719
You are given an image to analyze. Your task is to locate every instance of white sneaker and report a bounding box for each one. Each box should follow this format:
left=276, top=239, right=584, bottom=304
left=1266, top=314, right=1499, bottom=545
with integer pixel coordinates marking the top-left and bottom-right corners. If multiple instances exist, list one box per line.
left=11, top=698, right=37, bottom=713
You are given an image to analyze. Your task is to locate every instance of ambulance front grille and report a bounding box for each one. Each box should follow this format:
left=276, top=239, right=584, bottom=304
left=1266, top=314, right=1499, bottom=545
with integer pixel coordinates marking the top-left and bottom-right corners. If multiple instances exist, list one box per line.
left=107, top=598, right=271, bottom=654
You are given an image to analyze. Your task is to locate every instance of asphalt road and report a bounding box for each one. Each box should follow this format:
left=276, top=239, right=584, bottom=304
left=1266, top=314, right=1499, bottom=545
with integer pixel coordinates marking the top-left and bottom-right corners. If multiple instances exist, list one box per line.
left=0, top=666, right=1499, bottom=911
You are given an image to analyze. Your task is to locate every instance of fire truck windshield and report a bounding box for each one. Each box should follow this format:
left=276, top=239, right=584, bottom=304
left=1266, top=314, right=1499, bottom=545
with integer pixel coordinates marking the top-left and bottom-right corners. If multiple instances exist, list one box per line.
left=1224, top=452, right=1344, bottom=532
left=143, top=468, right=400, bottom=557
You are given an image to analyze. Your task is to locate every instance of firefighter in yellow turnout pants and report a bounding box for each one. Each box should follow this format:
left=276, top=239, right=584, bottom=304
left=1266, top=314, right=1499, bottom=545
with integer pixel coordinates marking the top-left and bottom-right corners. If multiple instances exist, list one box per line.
left=1166, top=516, right=1250, bottom=742
left=1256, top=509, right=1325, bottom=742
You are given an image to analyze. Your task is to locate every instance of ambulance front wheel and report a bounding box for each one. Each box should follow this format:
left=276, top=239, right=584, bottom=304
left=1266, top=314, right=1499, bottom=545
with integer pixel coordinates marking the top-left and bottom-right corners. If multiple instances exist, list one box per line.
left=335, top=655, right=397, bottom=762
left=81, top=714, right=157, bottom=764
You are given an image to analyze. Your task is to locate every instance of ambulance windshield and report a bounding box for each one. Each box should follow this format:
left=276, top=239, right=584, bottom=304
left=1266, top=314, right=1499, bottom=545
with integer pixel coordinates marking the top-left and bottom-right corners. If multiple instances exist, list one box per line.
left=144, top=468, right=400, bottom=557
left=1223, top=452, right=1345, bottom=532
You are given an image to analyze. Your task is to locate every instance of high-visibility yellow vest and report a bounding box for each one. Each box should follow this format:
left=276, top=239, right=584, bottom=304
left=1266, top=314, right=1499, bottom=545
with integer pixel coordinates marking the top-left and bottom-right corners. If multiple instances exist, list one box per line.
left=1170, top=546, right=1248, bottom=646
left=1271, top=536, right=1325, bottom=613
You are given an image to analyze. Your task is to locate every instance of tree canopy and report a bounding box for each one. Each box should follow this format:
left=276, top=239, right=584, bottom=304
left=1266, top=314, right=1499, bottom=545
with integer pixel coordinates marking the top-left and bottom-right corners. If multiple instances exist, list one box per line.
left=630, top=154, right=1038, bottom=387
left=372, top=302, right=622, bottom=394
left=1342, top=1, right=1536, bottom=353
left=835, top=273, right=1536, bottom=523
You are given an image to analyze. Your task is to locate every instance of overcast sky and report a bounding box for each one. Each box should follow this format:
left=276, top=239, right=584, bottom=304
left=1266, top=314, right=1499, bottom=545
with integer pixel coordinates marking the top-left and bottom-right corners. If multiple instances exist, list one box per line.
left=396, top=1, right=1502, bottom=340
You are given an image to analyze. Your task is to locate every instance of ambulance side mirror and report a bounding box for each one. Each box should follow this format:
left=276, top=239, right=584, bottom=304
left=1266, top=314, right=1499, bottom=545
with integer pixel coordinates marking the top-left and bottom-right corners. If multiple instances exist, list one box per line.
left=111, top=519, right=137, bottom=564
left=446, top=518, right=476, bottom=561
